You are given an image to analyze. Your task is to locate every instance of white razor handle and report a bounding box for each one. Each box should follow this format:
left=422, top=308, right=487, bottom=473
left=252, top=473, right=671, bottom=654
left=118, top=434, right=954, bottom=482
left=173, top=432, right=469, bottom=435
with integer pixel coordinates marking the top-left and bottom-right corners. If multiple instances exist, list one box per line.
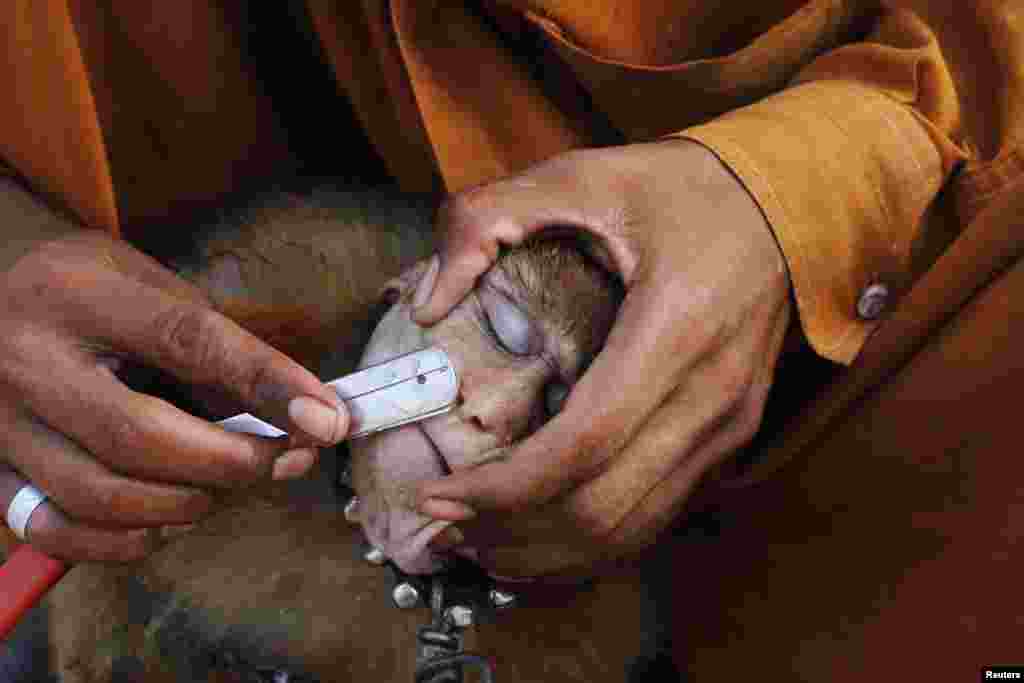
left=217, top=347, right=460, bottom=440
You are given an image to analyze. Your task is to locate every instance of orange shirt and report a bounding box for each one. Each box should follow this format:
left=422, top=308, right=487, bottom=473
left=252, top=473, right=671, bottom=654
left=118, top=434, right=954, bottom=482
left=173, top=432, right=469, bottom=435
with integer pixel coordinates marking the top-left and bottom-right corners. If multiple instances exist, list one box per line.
left=2, top=1, right=1020, bottom=364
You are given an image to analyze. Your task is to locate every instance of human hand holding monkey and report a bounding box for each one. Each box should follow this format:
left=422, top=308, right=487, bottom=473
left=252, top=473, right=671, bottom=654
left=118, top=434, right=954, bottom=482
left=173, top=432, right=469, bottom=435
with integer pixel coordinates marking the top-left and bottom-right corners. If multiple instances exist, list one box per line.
left=414, top=139, right=793, bottom=578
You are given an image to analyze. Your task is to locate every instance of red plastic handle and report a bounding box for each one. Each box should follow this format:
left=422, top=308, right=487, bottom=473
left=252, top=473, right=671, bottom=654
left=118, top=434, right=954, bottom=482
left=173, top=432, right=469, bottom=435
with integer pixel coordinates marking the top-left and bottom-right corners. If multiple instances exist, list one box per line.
left=0, top=545, right=67, bottom=640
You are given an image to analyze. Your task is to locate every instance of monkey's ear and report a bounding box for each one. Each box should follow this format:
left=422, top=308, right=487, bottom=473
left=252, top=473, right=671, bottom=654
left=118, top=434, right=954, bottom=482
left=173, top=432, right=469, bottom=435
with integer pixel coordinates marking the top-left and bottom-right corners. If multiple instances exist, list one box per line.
left=376, top=257, right=434, bottom=306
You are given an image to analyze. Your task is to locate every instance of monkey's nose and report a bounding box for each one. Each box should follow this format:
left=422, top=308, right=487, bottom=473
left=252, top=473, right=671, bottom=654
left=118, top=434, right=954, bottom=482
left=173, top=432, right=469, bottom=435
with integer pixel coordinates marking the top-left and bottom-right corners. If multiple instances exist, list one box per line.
left=458, top=394, right=514, bottom=445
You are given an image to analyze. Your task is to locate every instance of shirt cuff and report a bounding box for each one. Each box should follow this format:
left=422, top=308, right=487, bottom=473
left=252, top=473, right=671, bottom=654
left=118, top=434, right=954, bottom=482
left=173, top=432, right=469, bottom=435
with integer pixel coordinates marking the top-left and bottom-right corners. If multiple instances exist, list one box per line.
left=674, top=79, right=950, bottom=364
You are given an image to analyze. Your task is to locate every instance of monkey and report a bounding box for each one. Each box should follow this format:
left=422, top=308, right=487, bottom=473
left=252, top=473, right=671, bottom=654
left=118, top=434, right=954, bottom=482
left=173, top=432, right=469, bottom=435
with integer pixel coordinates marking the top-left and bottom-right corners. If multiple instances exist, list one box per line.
left=37, top=184, right=679, bottom=683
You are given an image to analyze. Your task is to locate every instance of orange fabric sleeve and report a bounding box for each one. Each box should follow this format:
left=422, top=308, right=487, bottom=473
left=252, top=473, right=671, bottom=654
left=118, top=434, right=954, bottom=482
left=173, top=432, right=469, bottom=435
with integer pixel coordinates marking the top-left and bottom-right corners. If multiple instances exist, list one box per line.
left=0, top=0, right=118, bottom=236
left=675, top=3, right=1005, bottom=363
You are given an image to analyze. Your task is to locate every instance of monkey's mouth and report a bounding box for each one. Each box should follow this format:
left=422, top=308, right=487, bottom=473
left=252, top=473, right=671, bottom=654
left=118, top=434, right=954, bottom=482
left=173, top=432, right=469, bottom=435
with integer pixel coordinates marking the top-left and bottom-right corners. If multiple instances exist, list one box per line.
left=421, top=422, right=454, bottom=476
left=354, top=422, right=454, bottom=574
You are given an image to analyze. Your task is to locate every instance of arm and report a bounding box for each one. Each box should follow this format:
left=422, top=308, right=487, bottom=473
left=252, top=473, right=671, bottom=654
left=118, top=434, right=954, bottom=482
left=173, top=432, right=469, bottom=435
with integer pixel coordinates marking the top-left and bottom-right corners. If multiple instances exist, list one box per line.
left=409, top=2, right=1009, bottom=578
left=677, top=2, right=976, bottom=362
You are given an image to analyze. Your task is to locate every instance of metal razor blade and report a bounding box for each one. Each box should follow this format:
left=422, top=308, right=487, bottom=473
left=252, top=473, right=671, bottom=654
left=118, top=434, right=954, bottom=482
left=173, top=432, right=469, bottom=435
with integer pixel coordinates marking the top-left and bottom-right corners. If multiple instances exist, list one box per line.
left=217, top=347, right=460, bottom=440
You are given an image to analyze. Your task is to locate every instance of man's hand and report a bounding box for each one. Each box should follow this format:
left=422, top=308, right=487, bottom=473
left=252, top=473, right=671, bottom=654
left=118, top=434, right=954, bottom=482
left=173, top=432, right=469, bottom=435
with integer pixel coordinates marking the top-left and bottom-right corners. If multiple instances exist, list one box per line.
left=0, top=180, right=348, bottom=562
left=413, top=140, right=792, bottom=578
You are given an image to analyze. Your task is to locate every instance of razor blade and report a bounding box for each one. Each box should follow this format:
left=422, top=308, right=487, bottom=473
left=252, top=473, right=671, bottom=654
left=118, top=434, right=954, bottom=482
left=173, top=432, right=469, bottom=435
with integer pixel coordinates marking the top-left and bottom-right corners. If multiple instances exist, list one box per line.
left=217, top=347, right=460, bottom=440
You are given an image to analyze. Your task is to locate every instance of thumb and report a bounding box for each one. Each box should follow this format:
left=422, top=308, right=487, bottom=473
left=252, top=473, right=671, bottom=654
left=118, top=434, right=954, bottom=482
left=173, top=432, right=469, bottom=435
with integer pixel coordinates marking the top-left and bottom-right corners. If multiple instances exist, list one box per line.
left=415, top=450, right=561, bottom=521
left=415, top=397, right=598, bottom=515
left=413, top=183, right=581, bottom=325
left=411, top=243, right=492, bottom=327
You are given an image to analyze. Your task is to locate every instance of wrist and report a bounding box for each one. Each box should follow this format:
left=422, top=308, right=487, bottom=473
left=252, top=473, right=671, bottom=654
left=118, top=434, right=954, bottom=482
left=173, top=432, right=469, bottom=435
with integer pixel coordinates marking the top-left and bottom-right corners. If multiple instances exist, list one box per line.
left=663, top=137, right=791, bottom=296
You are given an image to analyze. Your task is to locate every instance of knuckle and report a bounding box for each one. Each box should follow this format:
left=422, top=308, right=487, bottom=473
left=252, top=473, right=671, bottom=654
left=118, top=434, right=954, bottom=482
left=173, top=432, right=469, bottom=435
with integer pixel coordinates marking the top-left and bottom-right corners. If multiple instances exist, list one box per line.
left=17, top=239, right=73, bottom=275
left=9, top=239, right=89, bottom=297
left=52, top=493, right=98, bottom=526
left=560, top=432, right=605, bottom=482
left=80, top=530, right=155, bottom=564
left=106, top=537, right=155, bottom=563
left=440, top=190, right=508, bottom=246
left=211, top=439, right=274, bottom=484
left=76, top=476, right=147, bottom=527
left=0, top=325, right=43, bottom=388
left=569, top=417, right=627, bottom=473
left=447, top=184, right=492, bottom=218
left=107, top=412, right=147, bottom=458
left=150, top=305, right=277, bottom=409
left=151, top=304, right=227, bottom=381
left=178, top=489, right=215, bottom=521
left=666, top=312, right=722, bottom=368
left=0, top=322, right=39, bottom=356
left=438, top=198, right=491, bottom=250
left=237, top=356, right=280, bottom=409
left=438, top=193, right=479, bottom=231
left=55, top=479, right=117, bottom=526
left=731, top=411, right=760, bottom=449
left=716, top=354, right=756, bottom=414
left=3, top=252, right=65, bottom=315
left=88, top=477, right=125, bottom=521
left=29, top=504, right=143, bottom=565
left=737, top=418, right=760, bottom=447
left=569, top=497, right=621, bottom=540
left=736, top=382, right=771, bottom=445
left=222, top=447, right=272, bottom=483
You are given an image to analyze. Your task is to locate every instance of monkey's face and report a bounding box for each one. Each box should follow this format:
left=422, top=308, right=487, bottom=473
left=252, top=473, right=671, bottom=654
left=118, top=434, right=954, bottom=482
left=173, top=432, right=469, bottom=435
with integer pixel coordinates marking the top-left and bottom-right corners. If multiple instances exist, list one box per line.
left=349, top=241, right=621, bottom=574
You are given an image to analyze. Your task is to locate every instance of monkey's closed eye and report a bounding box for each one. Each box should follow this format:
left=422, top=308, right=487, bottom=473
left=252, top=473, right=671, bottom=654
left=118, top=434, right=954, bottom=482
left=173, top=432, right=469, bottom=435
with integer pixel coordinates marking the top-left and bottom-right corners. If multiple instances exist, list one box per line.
left=479, top=287, right=539, bottom=357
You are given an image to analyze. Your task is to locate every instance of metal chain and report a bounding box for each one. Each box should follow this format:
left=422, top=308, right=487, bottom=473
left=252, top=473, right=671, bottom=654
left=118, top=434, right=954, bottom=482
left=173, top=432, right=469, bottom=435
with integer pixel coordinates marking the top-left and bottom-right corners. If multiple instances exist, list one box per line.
left=413, top=576, right=497, bottom=683
left=348, top=507, right=509, bottom=683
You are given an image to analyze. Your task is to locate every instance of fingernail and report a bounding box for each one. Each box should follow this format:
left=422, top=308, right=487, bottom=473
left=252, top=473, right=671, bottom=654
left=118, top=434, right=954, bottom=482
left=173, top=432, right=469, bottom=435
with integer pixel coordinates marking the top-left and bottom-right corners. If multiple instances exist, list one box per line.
left=412, top=254, right=440, bottom=310
left=288, top=396, right=344, bottom=444
left=430, top=525, right=464, bottom=551
left=420, top=498, right=476, bottom=521
left=272, top=447, right=318, bottom=480
left=343, top=496, right=360, bottom=523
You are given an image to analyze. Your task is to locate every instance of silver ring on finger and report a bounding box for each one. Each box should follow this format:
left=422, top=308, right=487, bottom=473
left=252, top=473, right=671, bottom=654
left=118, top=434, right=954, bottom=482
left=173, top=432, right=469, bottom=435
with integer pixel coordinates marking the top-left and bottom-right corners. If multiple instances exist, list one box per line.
left=6, top=483, right=48, bottom=541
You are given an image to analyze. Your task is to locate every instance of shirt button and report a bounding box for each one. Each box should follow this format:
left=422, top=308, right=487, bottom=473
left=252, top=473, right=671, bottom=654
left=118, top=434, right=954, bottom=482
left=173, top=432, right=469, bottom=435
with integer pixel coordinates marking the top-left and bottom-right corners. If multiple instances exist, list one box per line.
left=857, top=283, right=889, bottom=320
